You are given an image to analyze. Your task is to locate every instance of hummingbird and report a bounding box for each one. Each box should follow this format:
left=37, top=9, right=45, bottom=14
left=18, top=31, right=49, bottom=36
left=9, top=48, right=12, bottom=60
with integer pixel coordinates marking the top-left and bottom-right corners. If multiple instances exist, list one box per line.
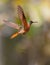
left=3, top=5, right=37, bottom=39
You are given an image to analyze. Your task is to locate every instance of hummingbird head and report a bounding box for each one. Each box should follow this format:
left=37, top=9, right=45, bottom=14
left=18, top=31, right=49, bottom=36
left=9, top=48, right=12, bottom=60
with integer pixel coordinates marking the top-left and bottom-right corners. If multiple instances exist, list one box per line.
left=30, top=21, right=37, bottom=25
left=30, top=21, right=33, bottom=25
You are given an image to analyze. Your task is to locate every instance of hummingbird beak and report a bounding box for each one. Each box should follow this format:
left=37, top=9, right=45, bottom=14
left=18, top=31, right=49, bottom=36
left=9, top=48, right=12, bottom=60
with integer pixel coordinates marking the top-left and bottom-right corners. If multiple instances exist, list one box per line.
left=33, top=21, right=38, bottom=23
left=30, top=21, right=38, bottom=24
left=30, top=21, right=38, bottom=25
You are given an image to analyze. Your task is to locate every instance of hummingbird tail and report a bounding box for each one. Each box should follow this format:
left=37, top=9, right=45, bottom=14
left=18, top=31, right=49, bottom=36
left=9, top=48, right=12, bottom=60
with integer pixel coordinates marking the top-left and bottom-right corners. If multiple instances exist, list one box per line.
left=10, top=32, right=19, bottom=39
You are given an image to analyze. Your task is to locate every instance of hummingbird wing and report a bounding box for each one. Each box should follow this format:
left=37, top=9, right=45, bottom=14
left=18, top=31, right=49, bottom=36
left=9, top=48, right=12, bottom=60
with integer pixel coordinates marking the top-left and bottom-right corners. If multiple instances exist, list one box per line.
left=17, top=5, right=28, bottom=30
left=3, top=20, right=20, bottom=30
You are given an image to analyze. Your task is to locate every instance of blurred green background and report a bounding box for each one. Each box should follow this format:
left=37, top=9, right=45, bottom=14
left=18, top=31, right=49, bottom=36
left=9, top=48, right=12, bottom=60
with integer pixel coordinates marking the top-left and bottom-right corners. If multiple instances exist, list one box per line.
left=0, top=0, right=50, bottom=65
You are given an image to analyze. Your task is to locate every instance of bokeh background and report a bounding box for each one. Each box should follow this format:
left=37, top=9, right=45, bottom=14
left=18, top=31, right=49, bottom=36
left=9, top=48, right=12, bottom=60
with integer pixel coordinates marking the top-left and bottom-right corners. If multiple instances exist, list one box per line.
left=0, top=0, right=50, bottom=65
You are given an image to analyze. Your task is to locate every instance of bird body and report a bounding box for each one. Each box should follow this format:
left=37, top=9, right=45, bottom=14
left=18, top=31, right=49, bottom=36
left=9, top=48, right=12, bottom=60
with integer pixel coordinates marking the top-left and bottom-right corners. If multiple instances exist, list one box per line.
left=3, top=5, right=37, bottom=39
left=10, top=23, right=31, bottom=39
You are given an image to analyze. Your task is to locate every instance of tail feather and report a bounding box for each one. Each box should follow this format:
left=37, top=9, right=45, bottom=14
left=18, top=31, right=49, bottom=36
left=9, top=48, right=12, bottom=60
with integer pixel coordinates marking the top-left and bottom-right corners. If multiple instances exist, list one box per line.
left=10, top=32, right=19, bottom=39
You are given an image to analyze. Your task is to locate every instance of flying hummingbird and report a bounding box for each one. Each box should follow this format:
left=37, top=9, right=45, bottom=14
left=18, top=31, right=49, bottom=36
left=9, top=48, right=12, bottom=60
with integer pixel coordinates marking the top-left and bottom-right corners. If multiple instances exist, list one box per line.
left=3, top=5, right=37, bottom=39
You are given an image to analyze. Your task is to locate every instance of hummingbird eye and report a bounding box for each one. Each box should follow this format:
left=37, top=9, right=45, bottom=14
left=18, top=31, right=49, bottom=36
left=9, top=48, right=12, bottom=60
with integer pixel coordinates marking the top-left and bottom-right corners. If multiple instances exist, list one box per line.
left=29, top=21, right=33, bottom=25
left=30, top=21, right=33, bottom=24
left=31, top=21, right=33, bottom=23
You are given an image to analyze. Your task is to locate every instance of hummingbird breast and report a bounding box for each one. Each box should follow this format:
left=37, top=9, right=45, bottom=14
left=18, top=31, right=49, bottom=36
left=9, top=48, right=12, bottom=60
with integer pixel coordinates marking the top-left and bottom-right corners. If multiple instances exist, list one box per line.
left=24, top=25, right=30, bottom=32
left=20, top=24, right=30, bottom=35
left=23, top=27, right=30, bottom=35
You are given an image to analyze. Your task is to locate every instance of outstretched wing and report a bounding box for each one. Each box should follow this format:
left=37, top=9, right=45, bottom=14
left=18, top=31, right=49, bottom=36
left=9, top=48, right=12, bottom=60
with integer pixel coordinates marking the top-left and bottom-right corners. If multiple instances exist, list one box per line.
left=17, top=5, right=28, bottom=30
left=3, top=20, right=20, bottom=30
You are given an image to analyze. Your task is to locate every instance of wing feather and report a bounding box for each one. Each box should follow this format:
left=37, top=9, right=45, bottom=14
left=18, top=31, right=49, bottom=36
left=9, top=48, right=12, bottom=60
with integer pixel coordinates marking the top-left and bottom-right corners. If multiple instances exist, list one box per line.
left=3, top=20, right=20, bottom=30
left=17, top=5, right=28, bottom=30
